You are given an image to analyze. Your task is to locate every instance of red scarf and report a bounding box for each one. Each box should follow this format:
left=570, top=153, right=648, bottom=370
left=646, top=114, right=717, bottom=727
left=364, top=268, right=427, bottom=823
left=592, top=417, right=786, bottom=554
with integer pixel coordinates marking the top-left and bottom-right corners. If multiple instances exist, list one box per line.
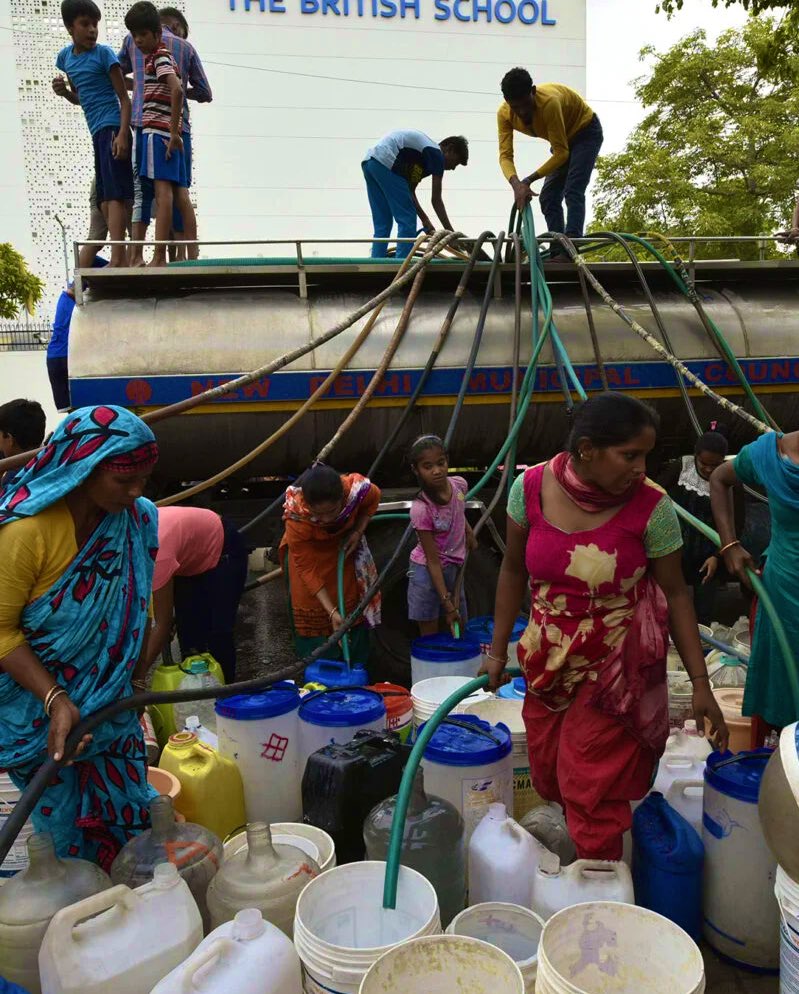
left=549, top=450, right=640, bottom=513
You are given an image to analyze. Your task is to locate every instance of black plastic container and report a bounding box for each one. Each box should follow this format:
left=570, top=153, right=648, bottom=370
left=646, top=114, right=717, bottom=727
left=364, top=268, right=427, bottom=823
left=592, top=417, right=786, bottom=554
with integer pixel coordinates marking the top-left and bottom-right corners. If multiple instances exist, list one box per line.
left=302, top=730, right=408, bottom=863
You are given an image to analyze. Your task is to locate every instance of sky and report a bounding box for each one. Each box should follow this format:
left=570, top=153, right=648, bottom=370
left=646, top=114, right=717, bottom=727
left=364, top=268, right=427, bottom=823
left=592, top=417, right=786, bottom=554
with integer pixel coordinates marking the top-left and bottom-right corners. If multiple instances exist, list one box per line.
left=586, top=0, right=749, bottom=153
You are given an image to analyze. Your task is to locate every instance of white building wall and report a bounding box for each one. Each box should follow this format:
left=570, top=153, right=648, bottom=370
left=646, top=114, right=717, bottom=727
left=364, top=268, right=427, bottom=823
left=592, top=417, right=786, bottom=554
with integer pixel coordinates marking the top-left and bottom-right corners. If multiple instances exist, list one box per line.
left=1, top=0, right=586, bottom=316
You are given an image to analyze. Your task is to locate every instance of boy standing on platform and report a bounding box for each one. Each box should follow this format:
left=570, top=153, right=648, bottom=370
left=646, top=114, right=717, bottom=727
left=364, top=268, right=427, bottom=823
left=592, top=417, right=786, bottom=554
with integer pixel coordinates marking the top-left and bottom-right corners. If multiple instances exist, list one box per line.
left=124, top=1, right=196, bottom=267
left=53, top=0, right=133, bottom=267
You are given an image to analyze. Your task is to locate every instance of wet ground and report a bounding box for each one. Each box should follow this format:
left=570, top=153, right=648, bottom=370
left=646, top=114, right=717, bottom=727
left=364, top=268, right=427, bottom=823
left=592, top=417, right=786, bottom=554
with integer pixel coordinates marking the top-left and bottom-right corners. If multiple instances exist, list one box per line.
left=705, top=948, right=778, bottom=993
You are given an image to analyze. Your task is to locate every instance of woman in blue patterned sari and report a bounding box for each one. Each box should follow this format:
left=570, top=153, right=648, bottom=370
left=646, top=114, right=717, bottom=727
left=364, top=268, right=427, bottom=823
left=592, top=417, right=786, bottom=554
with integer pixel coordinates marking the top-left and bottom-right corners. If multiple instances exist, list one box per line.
left=0, top=406, right=159, bottom=870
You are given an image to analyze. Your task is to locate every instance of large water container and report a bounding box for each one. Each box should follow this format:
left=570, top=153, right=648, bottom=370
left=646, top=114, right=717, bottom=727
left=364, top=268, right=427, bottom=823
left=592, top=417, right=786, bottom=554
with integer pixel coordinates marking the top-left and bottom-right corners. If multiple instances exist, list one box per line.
left=150, top=908, right=302, bottom=994
left=0, top=774, right=34, bottom=880
left=224, top=822, right=336, bottom=874
left=410, top=676, right=493, bottom=728
left=410, top=634, right=482, bottom=686
left=759, top=721, right=799, bottom=879
left=632, top=792, right=704, bottom=941
left=359, top=934, right=524, bottom=994
left=302, top=730, right=406, bottom=864
left=531, top=850, right=634, bottom=922
left=159, top=731, right=246, bottom=840
left=468, top=803, right=539, bottom=908
left=703, top=748, right=779, bottom=969
left=206, top=822, right=319, bottom=937
left=709, top=687, right=752, bottom=753
left=366, top=683, right=414, bottom=742
left=38, top=863, right=202, bottom=994
left=465, top=615, right=527, bottom=667
left=293, top=861, right=440, bottom=994
left=537, top=902, right=705, bottom=994
left=303, top=658, right=368, bottom=689
left=463, top=696, right=543, bottom=820
left=363, top=766, right=466, bottom=927
left=173, top=656, right=224, bottom=738
left=110, top=795, right=222, bottom=933
left=519, top=804, right=577, bottom=866
left=150, top=654, right=225, bottom=746
left=497, top=676, right=527, bottom=701
left=0, top=833, right=110, bottom=994
left=216, top=682, right=302, bottom=825
left=665, top=779, right=704, bottom=837
left=705, top=651, right=748, bottom=689
left=446, top=903, right=544, bottom=993
left=419, top=715, right=513, bottom=846
left=298, top=689, right=386, bottom=772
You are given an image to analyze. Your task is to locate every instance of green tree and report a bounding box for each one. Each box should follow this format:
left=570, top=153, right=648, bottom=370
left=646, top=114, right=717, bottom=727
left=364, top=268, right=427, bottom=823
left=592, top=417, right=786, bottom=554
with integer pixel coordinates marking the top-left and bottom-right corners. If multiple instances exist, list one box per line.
left=658, top=0, right=797, bottom=13
left=592, top=19, right=799, bottom=258
left=0, top=244, right=44, bottom=321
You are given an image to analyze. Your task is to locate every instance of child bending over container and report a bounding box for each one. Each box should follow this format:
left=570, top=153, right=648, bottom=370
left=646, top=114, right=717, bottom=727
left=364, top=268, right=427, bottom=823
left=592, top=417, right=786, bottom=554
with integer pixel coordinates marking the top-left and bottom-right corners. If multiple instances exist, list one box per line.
left=280, top=465, right=382, bottom=665
left=408, top=435, right=475, bottom=636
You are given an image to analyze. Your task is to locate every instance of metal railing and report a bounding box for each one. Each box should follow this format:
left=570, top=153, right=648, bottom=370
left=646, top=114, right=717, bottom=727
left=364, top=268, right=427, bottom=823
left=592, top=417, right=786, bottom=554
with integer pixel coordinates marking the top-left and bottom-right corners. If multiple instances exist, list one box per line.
left=0, top=322, right=50, bottom=353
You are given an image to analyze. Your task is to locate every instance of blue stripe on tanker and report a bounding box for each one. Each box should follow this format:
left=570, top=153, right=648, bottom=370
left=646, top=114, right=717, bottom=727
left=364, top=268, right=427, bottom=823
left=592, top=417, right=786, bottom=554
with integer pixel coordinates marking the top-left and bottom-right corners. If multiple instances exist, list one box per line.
left=69, top=356, right=799, bottom=408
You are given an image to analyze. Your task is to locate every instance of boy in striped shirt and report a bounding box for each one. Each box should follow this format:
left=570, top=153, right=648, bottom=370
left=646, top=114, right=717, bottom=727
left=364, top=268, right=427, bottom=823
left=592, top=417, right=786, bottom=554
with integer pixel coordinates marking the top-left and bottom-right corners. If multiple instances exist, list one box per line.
left=124, top=0, right=196, bottom=266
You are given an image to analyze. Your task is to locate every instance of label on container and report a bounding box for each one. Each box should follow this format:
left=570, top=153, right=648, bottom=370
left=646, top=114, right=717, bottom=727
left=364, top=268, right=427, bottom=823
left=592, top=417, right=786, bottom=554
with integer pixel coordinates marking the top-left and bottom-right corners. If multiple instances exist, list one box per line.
left=513, top=763, right=544, bottom=820
left=0, top=814, right=30, bottom=876
left=780, top=914, right=799, bottom=994
left=462, top=772, right=512, bottom=840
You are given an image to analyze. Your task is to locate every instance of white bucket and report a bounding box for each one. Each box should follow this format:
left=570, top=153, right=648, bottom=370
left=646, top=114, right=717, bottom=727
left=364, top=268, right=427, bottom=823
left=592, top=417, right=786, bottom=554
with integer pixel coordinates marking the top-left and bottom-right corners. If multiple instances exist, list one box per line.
left=446, top=902, right=543, bottom=993
left=463, top=697, right=543, bottom=820
left=358, top=933, right=524, bottom=993
left=216, top=684, right=302, bottom=825
left=293, top=861, right=441, bottom=994
left=411, top=676, right=493, bottom=729
left=776, top=866, right=799, bottom=994
left=537, top=901, right=706, bottom=994
left=0, top=774, right=34, bottom=878
left=224, top=822, right=336, bottom=874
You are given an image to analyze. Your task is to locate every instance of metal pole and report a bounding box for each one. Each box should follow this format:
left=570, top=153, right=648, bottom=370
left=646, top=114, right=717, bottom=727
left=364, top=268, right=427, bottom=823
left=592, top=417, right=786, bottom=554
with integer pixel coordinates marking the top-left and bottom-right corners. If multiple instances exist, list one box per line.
left=54, top=215, right=69, bottom=283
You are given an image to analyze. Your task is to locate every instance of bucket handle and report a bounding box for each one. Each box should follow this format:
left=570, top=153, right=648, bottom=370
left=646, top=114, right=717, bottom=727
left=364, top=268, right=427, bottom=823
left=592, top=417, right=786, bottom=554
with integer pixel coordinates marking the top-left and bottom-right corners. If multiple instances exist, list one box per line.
left=49, top=884, right=138, bottom=938
left=435, top=717, right=505, bottom=748
left=174, top=939, right=234, bottom=991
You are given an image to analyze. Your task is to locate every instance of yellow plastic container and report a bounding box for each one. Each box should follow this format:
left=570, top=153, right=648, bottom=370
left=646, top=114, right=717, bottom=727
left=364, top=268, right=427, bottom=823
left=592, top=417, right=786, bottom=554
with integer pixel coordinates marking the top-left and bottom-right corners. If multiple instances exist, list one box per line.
left=158, top=732, right=246, bottom=841
left=150, top=653, right=226, bottom=747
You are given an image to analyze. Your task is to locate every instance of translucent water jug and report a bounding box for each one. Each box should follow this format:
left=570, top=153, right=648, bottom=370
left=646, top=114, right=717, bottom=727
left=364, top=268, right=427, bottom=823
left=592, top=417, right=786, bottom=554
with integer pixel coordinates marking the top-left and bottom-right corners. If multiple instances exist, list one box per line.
left=469, top=803, right=539, bottom=908
left=206, top=822, right=319, bottom=938
left=531, top=850, right=634, bottom=922
left=158, top=731, right=246, bottom=840
left=110, top=795, right=222, bottom=932
left=363, top=767, right=466, bottom=927
left=174, top=656, right=223, bottom=736
left=666, top=720, right=713, bottom=765
left=0, top=833, right=110, bottom=994
left=150, top=908, right=302, bottom=994
left=706, top=651, right=748, bottom=689
left=184, top=714, right=218, bottom=750
left=151, top=654, right=226, bottom=746
left=38, top=862, right=202, bottom=994
left=519, top=804, right=576, bottom=866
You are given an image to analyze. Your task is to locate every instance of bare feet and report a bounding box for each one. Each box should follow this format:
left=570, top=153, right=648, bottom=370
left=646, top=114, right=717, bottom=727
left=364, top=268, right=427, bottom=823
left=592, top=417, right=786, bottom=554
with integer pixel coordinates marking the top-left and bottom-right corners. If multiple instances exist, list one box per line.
left=148, top=254, right=167, bottom=268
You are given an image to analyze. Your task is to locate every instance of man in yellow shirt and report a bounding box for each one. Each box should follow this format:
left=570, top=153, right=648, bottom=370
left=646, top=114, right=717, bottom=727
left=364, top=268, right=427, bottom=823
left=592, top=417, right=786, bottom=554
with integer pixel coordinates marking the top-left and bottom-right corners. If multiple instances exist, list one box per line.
left=498, top=67, right=603, bottom=254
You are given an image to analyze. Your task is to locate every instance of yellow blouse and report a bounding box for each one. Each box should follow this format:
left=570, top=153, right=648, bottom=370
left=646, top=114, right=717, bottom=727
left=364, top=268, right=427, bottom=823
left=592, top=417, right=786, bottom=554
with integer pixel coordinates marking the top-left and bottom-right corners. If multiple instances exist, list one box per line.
left=0, top=500, right=77, bottom=658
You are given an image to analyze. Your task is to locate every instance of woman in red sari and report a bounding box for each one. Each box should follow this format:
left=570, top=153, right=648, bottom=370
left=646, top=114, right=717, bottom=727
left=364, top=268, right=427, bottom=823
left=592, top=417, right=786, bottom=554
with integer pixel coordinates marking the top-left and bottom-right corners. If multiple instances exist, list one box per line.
left=484, top=394, right=728, bottom=859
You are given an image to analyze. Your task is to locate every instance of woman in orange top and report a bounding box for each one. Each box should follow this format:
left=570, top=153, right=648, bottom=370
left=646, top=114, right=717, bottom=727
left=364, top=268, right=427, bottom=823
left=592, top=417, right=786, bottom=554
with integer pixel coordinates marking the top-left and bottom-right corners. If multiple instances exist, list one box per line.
left=280, top=465, right=381, bottom=665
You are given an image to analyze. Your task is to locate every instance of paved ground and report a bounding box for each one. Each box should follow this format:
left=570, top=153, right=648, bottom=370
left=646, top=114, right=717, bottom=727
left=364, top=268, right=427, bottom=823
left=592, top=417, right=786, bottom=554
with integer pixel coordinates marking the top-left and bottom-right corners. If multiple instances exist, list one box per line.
left=705, top=948, right=778, bottom=993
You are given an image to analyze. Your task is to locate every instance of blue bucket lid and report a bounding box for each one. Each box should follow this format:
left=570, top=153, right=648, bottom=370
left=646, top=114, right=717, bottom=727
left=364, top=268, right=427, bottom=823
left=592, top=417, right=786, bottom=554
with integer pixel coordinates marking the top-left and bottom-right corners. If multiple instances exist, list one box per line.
left=465, top=615, right=528, bottom=643
left=498, top=676, right=527, bottom=699
left=704, top=748, right=772, bottom=803
left=215, top=681, right=300, bottom=721
left=420, top=714, right=512, bottom=767
left=299, top=689, right=386, bottom=728
left=411, top=633, right=482, bottom=664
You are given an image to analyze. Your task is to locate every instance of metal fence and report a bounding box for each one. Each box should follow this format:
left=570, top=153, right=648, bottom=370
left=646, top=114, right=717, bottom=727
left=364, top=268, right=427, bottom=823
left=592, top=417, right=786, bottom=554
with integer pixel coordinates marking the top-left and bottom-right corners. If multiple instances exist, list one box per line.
left=0, top=322, right=50, bottom=353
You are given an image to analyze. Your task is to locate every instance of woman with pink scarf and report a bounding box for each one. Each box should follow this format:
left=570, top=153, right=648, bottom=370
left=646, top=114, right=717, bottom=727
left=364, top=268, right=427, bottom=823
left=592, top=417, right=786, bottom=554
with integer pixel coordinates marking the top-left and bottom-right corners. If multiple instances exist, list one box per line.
left=483, top=393, right=728, bottom=860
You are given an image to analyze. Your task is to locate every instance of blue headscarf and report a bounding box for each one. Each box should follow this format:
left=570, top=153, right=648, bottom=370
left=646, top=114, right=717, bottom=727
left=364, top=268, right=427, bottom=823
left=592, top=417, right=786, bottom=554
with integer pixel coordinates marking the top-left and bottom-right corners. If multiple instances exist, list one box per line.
left=0, top=406, right=159, bottom=769
left=743, top=432, right=799, bottom=511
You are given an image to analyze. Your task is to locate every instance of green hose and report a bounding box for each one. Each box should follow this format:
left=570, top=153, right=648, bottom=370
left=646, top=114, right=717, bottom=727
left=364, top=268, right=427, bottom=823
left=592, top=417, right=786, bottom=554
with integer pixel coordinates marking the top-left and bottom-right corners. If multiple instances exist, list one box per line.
left=382, top=674, right=489, bottom=909
left=672, top=501, right=799, bottom=710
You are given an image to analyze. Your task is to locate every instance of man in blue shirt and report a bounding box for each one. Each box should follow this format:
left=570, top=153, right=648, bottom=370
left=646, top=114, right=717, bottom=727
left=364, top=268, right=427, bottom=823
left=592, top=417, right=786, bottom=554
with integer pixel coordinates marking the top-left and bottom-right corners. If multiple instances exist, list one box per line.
left=52, top=0, right=133, bottom=267
left=47, top=256, right=108, bottom=411
left=118, top=9, right=212, bottom=265
left=362, top=131, right=468, bottom=259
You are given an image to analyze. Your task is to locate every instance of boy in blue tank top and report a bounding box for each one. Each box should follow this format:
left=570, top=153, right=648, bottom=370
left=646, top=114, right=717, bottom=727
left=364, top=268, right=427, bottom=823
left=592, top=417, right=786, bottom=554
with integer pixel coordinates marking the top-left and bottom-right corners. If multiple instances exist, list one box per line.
left=52, top=0, right=133, bottom=267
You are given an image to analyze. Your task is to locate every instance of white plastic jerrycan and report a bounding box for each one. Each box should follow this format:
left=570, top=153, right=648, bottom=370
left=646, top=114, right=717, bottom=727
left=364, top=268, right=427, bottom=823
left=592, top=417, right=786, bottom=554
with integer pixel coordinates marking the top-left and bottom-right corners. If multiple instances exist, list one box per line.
left=151, top=908, right=302, bottom=994
left=39, top=863, right=202, bottom=994
left=665, top=779, right=704, bottom=837
left=531, top=850, right=634, bottom=922
left=468, top=803, right=540, bottom=907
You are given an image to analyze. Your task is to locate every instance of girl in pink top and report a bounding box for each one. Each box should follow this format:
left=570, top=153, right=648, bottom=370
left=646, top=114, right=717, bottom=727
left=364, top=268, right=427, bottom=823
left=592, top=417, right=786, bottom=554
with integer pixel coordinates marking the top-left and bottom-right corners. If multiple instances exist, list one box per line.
left=408, top=435, right=476, bottom=636
left=143, top=506, right=248, bottom=682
